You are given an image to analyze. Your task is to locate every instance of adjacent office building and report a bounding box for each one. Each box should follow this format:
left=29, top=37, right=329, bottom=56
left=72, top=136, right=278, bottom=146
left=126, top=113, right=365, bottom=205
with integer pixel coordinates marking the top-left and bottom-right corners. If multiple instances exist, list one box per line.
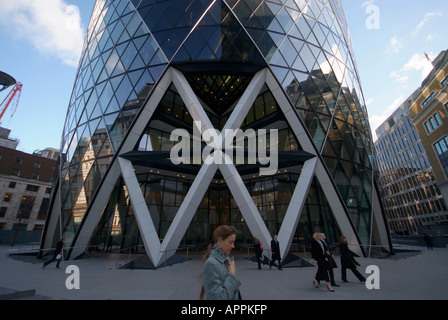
left=375, top=92, right=448, bottom=234
left=0, top=127, right=19, bottom=150
left=375, top=50, right=448, bottom=235
left=409, top=51, right=448, bottom=205
left=41, top=0, right=392, bottom=267
left=0, top=128, right=57, bottom=234
left=409, top=50, right=448, bottom=232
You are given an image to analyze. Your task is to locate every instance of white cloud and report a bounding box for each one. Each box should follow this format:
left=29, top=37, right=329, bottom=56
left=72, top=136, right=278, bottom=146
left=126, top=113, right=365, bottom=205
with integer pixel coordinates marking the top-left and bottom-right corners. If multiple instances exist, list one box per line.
left=402, top=52, right=435, bottom=80
left=365, top=98, right=374, bottom=107
left=412, top=12, right=442, bottom=36
left=0, top=0, right=85, bottom=67
left=390, top=52, right=435, bottom=87
left=426, top=33, right=435, bottom=42
left=390, top=71, right=409, bottom=86
left=385, top=37, right=404, bottom=55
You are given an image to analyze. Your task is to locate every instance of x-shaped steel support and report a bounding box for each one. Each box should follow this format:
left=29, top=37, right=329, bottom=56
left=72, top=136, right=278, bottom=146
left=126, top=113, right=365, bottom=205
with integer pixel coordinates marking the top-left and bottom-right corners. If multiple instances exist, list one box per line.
left=117, top=67, right=320, bottom=266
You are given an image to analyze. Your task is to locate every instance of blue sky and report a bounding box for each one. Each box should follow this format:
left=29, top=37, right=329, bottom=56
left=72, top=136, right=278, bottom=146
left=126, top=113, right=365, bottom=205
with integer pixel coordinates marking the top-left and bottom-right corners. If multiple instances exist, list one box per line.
left=0, top=0, right=447, bottom=154
left=342, top=0, right=448, bottom=139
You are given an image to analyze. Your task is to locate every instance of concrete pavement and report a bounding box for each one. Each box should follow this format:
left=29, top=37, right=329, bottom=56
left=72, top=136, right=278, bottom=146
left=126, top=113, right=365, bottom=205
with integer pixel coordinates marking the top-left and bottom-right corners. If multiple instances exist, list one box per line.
left=1, top=245, right=447, bottom=300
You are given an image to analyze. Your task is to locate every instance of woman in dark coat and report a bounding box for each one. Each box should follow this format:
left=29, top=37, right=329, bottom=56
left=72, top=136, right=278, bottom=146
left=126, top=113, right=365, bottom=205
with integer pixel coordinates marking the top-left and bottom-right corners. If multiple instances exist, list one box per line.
left=254, top=237, right=263, bottom=270
left=270, top=235, right=282, bottom=270
left=42, top=238, right=64, bottom=269
left=339, top=235, right=366, bottom=283
left=310, top=233, right=335, bottom=292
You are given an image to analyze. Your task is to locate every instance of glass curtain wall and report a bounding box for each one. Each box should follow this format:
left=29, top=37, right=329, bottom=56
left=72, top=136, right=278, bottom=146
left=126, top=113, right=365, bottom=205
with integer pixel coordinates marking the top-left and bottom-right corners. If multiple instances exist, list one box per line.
left=50, top=0, right=379, bottom=254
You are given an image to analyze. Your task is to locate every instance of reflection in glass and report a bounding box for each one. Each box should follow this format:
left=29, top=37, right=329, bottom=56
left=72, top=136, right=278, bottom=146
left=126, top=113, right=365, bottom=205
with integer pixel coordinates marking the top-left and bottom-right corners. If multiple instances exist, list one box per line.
left=49, top=0, right=384, bottom=256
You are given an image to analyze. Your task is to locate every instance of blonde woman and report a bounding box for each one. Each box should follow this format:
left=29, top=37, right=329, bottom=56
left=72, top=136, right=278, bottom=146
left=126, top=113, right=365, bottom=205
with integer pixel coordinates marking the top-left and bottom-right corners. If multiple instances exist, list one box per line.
left=310, top=232, right=335, bottom=292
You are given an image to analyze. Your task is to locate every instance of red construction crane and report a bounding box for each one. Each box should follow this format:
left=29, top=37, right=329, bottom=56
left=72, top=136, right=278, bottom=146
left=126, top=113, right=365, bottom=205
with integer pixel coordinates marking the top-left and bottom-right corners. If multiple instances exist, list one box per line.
left=0, top=82, right=23, bottom=124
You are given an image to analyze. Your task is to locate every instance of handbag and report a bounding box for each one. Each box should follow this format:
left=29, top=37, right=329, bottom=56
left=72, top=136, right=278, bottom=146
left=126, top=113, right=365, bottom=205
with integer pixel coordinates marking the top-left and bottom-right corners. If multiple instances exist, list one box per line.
left=56, top=254, right=62, bottom=260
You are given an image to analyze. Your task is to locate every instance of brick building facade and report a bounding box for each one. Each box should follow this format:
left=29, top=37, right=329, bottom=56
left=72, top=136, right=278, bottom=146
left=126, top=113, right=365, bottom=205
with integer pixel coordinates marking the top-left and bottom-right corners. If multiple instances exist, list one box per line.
left=0, top=145, right=57, bottom=231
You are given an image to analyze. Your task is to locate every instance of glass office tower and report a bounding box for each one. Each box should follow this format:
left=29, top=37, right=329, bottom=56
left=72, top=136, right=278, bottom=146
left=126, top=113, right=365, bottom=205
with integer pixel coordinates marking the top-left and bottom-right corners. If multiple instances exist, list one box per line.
left=42, top=0, right=392, bottom=266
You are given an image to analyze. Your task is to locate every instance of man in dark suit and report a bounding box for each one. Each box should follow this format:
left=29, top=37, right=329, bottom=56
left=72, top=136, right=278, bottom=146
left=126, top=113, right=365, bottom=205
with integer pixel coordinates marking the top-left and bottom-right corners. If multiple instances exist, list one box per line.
left=270, top=235, right=282, bottom=270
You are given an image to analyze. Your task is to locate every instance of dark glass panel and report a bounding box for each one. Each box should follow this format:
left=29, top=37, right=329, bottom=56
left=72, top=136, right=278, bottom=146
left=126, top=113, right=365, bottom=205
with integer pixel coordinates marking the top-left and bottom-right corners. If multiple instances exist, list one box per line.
left=302, top=111, right=327, bottom=152
left=296, top=177, right=342, bottom=245
left=233, top=0, right=254, bottom=26
left=185, top=74, right=253, bottom=117
left=170, top=0, right=266, bottom=66
left=83, top=160, right=102, bottom=206
left=251, top=30, right=277, bottom=61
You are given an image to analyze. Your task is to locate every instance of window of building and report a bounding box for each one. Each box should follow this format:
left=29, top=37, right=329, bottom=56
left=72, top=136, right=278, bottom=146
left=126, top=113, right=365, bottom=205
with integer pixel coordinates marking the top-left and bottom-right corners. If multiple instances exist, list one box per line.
left=37, top=198, right=50, bottom=220
left=422, top=91, right=436, bottom=108
left=435, top=112, right=442, bottom=125
left=12, top=169, right=20, bottom=177
left=26, top=185, right=40, bottom=192
left=434, top=136, right=448, bottom=155
left=0, top=207, right=7, bottom=218
left=424, top=113, right=442, bottom=134
left=8, top=182, right=17, bottom=189
left=31, top=172, right=40, bottom=180
left=12, top=223, right=27, bottom=231
left=33, top=224, right=44, bottom=231
left=17, top=196, right=36, bottom=219
left=434, top=136, right=448, bottom=178
left=3, top=193, right=12, bottom=203
left=442, top=75, right=448, bottom=87
left=34, top=162, right=41, bottom=169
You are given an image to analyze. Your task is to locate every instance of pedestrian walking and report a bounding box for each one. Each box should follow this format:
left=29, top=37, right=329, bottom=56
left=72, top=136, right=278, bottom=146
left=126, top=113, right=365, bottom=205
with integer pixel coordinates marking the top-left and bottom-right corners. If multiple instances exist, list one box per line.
left=43, top=238, right=64, bottom=269
left=311, top=233, right=335, bottom=292
left=320, top=233, right=339, bottom=287
left=200, top=225, right=241, bottom=300
left=424, top=233, right=434, bottom=250
left=339, top=235, right=366, bottom=283
left=254, top=237, right=263, bottom=270
left=269, top=235, right=282, bottom=270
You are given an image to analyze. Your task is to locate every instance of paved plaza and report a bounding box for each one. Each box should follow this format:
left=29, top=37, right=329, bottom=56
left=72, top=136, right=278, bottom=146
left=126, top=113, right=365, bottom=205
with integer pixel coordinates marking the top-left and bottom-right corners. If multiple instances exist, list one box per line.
left=1, top=245, right=447, bottom=300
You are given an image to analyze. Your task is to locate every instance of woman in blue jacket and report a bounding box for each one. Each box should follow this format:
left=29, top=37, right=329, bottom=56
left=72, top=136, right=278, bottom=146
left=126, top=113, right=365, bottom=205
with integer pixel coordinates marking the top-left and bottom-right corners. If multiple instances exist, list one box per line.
left=200, top=225, right=241, bottom=300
